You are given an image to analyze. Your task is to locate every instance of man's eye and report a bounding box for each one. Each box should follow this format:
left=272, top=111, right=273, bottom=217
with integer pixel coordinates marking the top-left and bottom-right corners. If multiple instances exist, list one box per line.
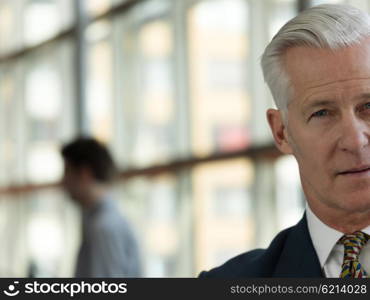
left=358, top=103, right=370, bottom=112
left=311, top=109, right=329, bottom=118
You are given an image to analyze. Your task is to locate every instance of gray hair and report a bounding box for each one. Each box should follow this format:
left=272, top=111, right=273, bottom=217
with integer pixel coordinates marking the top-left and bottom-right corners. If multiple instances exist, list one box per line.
left=261, top=4, right=370, bottom=112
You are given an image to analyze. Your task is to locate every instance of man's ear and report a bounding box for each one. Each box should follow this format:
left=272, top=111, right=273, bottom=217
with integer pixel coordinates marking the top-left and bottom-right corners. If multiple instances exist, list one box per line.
left=266, top=109, right=293, bottom=154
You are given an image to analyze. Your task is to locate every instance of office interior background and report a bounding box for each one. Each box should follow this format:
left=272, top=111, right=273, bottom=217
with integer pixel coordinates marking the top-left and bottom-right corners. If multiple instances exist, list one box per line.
left=0, top=0, right=364, bottom=277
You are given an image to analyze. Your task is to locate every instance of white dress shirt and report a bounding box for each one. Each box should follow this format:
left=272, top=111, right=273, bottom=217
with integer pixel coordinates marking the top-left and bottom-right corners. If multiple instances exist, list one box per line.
left=306, top=204, right=370, bottom=278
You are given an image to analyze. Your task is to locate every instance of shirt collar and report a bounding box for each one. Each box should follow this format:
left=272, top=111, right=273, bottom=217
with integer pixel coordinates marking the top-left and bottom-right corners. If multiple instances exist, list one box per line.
left=362, top=227, right=370, bottom=236
left=306, top=204, right=370, bottom=268
left=306, top=204, right=343, bottom=268
left=82, top=193, right=113, bottom=217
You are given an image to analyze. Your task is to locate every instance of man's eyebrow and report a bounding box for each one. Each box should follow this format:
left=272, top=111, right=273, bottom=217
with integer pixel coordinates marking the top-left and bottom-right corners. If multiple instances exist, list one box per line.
left=302, top=100, right=334, bottom=111
left=358, top=93, right=370, bottom=100
left=302, top=94, right=370, bottom=111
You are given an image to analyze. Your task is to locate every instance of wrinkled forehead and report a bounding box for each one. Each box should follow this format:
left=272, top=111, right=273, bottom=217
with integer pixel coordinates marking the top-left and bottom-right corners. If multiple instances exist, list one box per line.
left=283, top=39, right=370, bottom=105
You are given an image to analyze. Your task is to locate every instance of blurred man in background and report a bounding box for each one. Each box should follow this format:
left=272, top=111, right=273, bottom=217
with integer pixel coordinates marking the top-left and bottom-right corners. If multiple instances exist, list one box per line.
left=61, top=137, right=142, bottom=277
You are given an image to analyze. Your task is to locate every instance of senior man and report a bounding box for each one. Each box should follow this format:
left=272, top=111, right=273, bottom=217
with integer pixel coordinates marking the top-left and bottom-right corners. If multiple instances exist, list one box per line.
left=200, top=4, right=370, bottom=278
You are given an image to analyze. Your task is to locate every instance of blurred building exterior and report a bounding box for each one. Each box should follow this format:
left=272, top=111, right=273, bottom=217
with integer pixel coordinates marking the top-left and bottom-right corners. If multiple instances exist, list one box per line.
left=0, top=0, right=361, bottom=277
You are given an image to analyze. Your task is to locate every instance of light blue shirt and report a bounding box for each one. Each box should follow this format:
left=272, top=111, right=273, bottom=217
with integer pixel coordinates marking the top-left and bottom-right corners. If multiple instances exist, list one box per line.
left=75, top=196, right=142, bottom=277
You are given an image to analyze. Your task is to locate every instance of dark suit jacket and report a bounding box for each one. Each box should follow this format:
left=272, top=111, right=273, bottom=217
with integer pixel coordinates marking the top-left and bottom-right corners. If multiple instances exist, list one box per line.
left=199, top=213, right=324, bottom=277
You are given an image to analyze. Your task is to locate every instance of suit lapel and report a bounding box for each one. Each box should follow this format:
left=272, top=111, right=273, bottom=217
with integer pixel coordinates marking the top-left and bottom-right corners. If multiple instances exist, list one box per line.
left=273, top=213, right=324, bottom=277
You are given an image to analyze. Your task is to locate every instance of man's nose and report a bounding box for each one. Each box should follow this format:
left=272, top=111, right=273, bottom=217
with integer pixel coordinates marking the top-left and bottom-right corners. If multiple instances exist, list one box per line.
left=338, top=116, right=370, bottom=153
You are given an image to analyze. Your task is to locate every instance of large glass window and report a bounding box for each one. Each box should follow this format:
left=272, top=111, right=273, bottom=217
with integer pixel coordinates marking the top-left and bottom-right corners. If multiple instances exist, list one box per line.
left=86, top=20, right=114, bottom=143
left=193, top=158, right=255, bottom=273
left=0, top=0, right=73, bottom=55
left=275, top=156, right=304, bottom=230
left=114, top=0, right=179, bottom=168
left=23, top=0, right=73, bottom=47
left=0, top=195, right=28, bottom=276
left=0, top=63, right=23, bottom=186
left=116, top=173, right=193, bottom=276
left=188, top=0, right=251, bottom=157
left=24, top=42, right=75, bottom=184
left=0, top=0, right=307, bottom=277
left=26, top=189, right=79, bottom=277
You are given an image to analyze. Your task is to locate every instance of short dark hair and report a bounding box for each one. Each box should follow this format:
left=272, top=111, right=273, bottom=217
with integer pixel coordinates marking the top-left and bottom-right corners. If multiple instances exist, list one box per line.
left=61, top=137, right=117, bottom=183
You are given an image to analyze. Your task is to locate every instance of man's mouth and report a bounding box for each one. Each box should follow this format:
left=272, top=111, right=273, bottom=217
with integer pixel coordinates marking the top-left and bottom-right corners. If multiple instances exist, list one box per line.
left=338, top=166, right=370, bottom=176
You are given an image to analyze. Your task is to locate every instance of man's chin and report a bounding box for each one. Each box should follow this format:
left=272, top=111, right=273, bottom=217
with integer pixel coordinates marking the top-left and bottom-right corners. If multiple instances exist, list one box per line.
left=336, top=194, right=370, bottom=213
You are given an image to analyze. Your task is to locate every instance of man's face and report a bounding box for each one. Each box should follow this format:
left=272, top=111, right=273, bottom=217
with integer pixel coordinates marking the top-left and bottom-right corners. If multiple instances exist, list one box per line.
left=269, top=39, right=370, bottom=215
left=62, top=161, right=85, bottom=202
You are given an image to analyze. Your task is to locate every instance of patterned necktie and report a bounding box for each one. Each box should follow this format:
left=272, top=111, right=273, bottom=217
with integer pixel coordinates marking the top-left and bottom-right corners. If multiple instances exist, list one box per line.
left=338, top=231, right=369, bottom=278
